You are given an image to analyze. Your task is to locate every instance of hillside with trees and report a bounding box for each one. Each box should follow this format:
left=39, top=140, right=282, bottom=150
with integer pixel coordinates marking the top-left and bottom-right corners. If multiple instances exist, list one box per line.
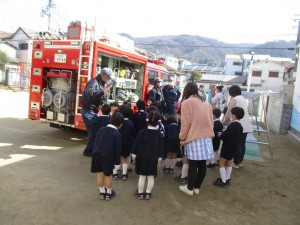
left=120, top=34, right=296, bottom=66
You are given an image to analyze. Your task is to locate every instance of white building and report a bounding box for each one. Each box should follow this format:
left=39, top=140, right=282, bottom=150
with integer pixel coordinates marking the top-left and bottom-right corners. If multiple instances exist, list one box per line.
left=7, top=27, right=36, bottom=64
left=157, top=54, right=179, bottom=70
left=250, top=60, right=286, bottom=92
left=178, top=58, right=191, bottom=70
left=225, top=54, right=293, bottom=76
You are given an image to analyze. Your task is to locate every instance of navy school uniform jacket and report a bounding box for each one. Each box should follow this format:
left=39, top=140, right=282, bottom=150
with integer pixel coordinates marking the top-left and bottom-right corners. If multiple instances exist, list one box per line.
left=119, top=119, right=135, bottom=149
left=93, top=124, right=122, bottom=165
left=131, top=128, right=164, bottom=161
left=95, top=115, right=110, bottom=135
left=131, top=110, right=147, bottom=137
left=220, top=121, right=243, bottom=147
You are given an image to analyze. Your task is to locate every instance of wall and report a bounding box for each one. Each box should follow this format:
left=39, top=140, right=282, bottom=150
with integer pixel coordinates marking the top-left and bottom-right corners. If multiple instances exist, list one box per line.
left=290, top=46, right=300, bottom=135
left=267, top=92, right=292, bottom=134
left=0, top=43, right=17, bottom=58
left=224, top=59, right=243, bottom=75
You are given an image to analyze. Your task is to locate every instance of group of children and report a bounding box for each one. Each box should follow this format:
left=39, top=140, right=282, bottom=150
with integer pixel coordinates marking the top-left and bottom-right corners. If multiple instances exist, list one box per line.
left=91, top=97, right=245, bottom=200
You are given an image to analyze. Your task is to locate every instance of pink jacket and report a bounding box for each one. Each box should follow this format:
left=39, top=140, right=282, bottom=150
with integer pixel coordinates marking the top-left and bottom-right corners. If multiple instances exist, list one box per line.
left=179, top=95, right=214, bottom=144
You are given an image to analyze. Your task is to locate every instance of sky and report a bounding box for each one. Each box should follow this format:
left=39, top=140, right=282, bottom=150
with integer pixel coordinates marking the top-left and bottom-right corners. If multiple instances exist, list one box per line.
left=0, top=0, right=299, bottom=44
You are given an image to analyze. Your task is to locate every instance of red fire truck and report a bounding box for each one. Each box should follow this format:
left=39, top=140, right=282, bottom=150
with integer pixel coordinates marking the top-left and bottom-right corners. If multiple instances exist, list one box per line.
left=28, top=21, right=168, bottom=130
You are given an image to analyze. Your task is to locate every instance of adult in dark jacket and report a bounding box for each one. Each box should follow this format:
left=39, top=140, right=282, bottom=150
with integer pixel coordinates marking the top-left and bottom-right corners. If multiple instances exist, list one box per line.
left=162, top=76, right=181, bottom=115
left=81, top=67, right=115, bottom=157
left=148, top=77, right=164, bottom=102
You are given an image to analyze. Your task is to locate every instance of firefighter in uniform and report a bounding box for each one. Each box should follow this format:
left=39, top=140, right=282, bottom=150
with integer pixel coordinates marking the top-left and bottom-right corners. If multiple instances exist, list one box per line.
left=162, top=76, right=181, bottom=115
left=148, top=77, right=164, bottom=102
left=81, top=67, right=115, bottom=157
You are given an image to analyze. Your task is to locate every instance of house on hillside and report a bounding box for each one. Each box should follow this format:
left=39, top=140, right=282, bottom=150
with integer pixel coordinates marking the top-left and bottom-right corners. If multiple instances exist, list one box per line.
left=250, top=60, right=288, bottom=92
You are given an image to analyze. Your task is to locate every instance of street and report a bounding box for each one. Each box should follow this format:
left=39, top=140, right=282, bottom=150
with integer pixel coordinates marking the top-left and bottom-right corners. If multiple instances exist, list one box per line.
left=0, top=89, right=300, bottom=225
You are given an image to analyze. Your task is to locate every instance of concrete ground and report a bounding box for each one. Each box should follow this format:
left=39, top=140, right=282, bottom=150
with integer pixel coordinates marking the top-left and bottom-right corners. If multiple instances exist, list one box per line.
left=0, top=89, right=300, bottom=225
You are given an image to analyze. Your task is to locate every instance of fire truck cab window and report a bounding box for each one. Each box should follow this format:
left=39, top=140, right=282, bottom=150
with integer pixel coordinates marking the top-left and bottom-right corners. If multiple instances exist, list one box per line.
left=148, top=69, right=158, bottom=85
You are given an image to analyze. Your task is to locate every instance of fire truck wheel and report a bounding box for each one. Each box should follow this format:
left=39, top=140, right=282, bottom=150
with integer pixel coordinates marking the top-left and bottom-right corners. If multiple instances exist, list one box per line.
left=53, top=92, right=67, bottom=108
left=42, top=90, right=53, bottom=108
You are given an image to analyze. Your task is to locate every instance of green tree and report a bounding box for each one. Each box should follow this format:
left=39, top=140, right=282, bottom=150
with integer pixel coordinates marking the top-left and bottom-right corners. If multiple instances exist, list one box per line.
left=0, top=50, right=9, bottom=71
left=190, top=71, right=202, bottom=81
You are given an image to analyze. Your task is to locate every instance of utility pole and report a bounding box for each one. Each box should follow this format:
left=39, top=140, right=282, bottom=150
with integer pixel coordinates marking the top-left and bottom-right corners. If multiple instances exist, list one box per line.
left=40, top=0, right=56, bottom=31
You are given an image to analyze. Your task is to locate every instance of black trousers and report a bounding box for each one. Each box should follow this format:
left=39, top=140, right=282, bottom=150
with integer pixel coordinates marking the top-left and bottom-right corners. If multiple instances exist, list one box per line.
left=187, top=160, right=207, bottom=190
left=234, top=133, right=248, bottom=165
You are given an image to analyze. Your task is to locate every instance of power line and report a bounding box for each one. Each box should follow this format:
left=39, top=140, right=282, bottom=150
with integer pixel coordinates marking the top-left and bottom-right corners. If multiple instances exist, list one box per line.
left=135, top=43, right=296, bottom=50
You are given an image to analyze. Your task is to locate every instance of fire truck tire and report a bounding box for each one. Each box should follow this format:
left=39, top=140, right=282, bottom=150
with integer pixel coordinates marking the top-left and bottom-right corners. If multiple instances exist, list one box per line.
left=53, top=92, right=67, bottom=108
left=42, top=90, right=53, bottom=108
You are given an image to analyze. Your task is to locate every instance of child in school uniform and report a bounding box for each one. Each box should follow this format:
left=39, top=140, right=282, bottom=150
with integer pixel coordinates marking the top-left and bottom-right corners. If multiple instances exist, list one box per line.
left=95, top=103, right=111, bottom=135
left=131, top=111, right=164, bottom=200
left=91, top=112, right=124, bottom=200
left=207, top=108, right=223, bottom=168
left=147, top=105, right=165, bottom=137
left=164, top=115, right=180, bottom=174
left=109, top=101, right=120, bottom=116
left=131, top=99, right=148, bottom=137
left=113, top=104, right=135, bottom=180
left=213, top=107, right=244, bottom=188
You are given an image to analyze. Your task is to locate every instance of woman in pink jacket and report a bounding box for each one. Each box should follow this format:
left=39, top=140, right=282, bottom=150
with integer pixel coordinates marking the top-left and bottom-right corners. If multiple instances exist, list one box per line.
left=179, top=82, right=214, bottom=196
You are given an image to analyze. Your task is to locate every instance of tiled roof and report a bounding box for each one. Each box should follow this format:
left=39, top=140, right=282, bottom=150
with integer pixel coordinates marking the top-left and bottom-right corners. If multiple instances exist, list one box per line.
left=200, top=74, right=247, bottom=84
left=0, top=31, right=12, bottom=39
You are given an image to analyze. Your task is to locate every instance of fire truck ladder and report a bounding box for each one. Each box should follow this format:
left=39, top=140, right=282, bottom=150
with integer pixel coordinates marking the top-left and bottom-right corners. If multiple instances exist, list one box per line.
left=75, top=26, right=95, bottom=115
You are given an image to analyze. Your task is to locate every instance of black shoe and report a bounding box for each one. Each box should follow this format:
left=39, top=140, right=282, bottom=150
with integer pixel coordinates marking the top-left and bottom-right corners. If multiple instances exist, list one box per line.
left=215, top=178, right=231, bottom=185
left=128, top=167, right=132, bottom=173
left=174, top=175, right=187, bottom=184
left=226, top=179, right=231, bottom=185
left=98, top=192, right=106, bottom=200
left=145, top=192, right=152, bottom=200
left=206, top=163, right=216, bottom=168
left=106, top=190, right=116, bottom=200
left=176, top=161, right=183, bottom=168
left=136, top=192, right=144, bottom=200
left=163, top=167, right=170, bottom=173
left=122, top=174, right=128, bottom=180
left=83, top=151, right=92, bottom=157
left=169, top=168, right=174, bottom=174
left=213, top=178, right=228, bottom=188
left=112, top=174, right=118, bottom=180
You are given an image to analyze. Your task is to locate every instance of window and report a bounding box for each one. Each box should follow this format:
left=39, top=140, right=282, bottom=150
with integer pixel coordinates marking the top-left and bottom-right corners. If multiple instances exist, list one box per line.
left=269, top=71, right=279, bottom=77
left=148, top=69, right=158, bottom=85
left=234, top=71, right=242, bottom=75
left=233, top=61, right=242, bottom=66
left=19, top=43, right=28, bottom=50
left=252, top=71, right=262, bottom=77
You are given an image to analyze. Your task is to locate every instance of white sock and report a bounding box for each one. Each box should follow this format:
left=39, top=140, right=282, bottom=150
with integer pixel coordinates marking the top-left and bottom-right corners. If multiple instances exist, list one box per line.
left=211, top=157, right=215, bottom=164
left=176, top=158, right=182, bottom=162
left=127, top=156, right=131, bottom=164
left=107, top=188, right=112, bottom=194
left=181, top=164, right=189, bottom=178
left=138, top=175, right=146, bottom=193
left=170, top=159, right=177, bottom=169
left=113, top=164, right=120, bottom=174
left=99, top=186, right=105, bottom=193
left=146, top=176, right=154, bottom=193
left=226, top=167, right=232, bottom=180
left=122, top=164, right=128, bottom=175
left=219, top=167, right=226, bottom=183
left=165, top=159, right=171, bottom=168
